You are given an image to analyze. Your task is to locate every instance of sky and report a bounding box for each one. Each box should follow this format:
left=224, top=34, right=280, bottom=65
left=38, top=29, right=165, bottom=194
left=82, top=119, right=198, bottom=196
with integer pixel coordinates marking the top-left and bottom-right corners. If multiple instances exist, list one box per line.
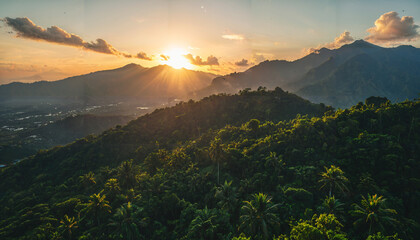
left=0, top=0, right=419, bottom=84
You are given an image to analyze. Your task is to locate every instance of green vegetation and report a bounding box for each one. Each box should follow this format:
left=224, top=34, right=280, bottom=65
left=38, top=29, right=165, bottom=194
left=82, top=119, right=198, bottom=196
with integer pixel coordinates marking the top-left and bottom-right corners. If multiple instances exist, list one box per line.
left=0, top=89, right=419, bottom=239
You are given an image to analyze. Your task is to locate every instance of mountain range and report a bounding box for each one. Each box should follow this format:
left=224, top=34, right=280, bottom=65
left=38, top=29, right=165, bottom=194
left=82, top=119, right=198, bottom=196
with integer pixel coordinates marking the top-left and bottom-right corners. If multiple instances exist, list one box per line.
left=1, top=40, right=419, bottom=108
left=0, top=64, right=217, bottom=104
left=198, top=40, right=420, bottom=107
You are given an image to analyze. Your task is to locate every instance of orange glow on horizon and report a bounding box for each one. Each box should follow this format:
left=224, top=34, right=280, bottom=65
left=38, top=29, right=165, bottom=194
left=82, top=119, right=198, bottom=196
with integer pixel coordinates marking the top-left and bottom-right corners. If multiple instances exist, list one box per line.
left=161, top=48, right=194, bottom=70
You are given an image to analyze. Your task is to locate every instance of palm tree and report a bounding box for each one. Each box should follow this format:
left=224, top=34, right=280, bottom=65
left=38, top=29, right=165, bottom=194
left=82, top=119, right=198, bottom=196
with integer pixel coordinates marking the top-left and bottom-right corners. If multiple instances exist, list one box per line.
left=240, top=193, right=280, bottom=239
left=215, top=180, right=237, bottom=213
left=188, top=207, right=217, bottom=240
left=117, top=160, right=139, bottom=189
left=79, top=171, right=96, bottom=190
left=321, top=195, right=344, bottom=215
left=59, top=215, right=78, bottom=240
left=351, top=194, right=397, bottom=235
left=105, top=178, right=121, bottom=195
left=83, top=193, right=112, bottom=226
left=319, top=165, right=349, bottom=197
left=109, top=202, right=146, bottom=240
left=209, top=138, right=224, bottom=184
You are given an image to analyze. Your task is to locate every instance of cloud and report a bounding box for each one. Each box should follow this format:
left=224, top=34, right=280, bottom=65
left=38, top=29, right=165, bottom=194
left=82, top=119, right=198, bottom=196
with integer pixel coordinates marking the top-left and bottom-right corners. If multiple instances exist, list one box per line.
left=365, top=11, right=419, bottom=44
left=235, top=59, right=249, bottom=66
left=305, top=31, right=354, bottom=54
left=330, top=31, right=354, bottom=47
left=3, top=17, right=151, bottom=60
left=222, top=34, right=244, bottom=40
left=135, top=52, right=152, bottom=60
left=160, top=54, right=170, bottom=61
left=119, top=51, right=152, bottom=60
left=84, top=38, right=119, bottom=55
left=184, top=54, right=219, bottom=66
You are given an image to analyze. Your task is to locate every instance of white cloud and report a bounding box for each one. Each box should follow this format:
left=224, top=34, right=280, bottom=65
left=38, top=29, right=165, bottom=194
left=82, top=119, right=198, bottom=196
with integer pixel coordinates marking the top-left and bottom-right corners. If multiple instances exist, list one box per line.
left=304, top=31, right=354, bottom=54
left=365, top=11, right=419, bottom=45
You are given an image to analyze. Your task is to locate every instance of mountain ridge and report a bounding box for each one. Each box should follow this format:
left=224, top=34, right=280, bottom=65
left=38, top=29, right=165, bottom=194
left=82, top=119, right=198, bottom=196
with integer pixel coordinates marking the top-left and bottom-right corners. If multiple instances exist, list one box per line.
left=0, top=64, right=218, bottom=103
left=196, top=40, right=420, bottom=108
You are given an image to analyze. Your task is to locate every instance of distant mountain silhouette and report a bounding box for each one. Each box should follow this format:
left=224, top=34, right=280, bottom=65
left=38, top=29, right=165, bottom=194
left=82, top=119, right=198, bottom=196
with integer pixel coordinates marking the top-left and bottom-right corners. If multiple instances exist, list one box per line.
left=197, top=40, right=420, bottom=108
left=0, top=64, right=217, bottom=103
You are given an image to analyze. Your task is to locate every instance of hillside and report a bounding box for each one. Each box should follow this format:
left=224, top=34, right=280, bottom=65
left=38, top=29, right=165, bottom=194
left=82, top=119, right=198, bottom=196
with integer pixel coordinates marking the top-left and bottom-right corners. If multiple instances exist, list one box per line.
left=297, top=43, right=420, bottom=107
left=0, top=64, right=217, bottom=103
left=197, top=40, right=420, bottom=108
left=0, top=90, right=419, bottom=239
left=0, top=88, right=327, bottom=186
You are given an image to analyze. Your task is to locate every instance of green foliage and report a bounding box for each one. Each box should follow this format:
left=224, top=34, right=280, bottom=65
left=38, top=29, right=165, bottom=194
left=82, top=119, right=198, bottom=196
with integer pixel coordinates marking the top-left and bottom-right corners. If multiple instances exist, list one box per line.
left=0, top=91, right=420, bottom=239
left=58, top=215, right=78, bottom=240
left=109, top=202, right=146, bottom=240
left=214, top=181, right=238, bottom=213
left=117, top=160, right=139, bottom=189
left=210, top=138, right=224, bottom=184
left=232, top=233, right=251, bottom=240
left=290, top=221, right=324, bottom=240
left=240, top=193, right=280, bottom=239
left=104, top=178, right=121, bottom=195
left=319, top=196, right=345, bottom=217
left=290, top=214, right=347, bottom=240
left=82, top=193, right=112, bottom=226
left=319, top=165, right=349, bottom=197
left=284, top=187, right=313, bottom=204
left=314, top=214, right=343, bottom=234
left=351, top=194, right=398, bottom=235
left=185, top=206, right=232, bottom=240
left=366, top=232, right=401, bottom=240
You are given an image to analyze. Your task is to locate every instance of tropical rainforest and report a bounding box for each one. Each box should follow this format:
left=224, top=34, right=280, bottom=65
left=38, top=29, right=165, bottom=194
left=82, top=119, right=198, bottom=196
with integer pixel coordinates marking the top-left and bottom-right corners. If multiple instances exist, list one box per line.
left=0, top=88, right=419, bottom=240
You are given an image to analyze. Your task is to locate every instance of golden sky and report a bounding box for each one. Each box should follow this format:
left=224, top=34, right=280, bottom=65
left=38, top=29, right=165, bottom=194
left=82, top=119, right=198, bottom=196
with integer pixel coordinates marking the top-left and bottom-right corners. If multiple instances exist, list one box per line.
left=0, top=0, right=419, bottom=84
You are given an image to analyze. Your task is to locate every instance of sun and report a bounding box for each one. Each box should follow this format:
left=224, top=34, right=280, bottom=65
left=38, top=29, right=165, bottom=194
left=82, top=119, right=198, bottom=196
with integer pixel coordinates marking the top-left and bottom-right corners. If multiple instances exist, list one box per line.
left=161, top=48, right=194, bottom=69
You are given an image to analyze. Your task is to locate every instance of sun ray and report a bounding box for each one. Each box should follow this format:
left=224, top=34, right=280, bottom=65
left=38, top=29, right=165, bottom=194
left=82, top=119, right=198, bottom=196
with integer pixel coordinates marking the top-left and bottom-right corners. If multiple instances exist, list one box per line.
left=161, top=48, right=194, bottom=69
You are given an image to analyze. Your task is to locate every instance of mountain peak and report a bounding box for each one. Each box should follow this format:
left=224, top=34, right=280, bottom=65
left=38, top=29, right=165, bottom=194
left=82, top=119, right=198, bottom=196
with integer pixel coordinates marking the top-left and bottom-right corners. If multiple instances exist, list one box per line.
left=342, top=39, right=379, bottom=49
left=396, top=44, right=415, bottom=49
left=317, top=47, right=332, bottom=54
left=151, top=64, right=181, bottom=71
left=121, top=63, right=143, bottom=69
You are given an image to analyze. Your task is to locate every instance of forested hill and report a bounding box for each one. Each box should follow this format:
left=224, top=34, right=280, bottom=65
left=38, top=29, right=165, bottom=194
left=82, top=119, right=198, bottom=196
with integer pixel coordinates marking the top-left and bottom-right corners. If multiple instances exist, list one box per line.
left=0, top=88, right=326, bottom=194
left=1, top=90, right=420, bottom=239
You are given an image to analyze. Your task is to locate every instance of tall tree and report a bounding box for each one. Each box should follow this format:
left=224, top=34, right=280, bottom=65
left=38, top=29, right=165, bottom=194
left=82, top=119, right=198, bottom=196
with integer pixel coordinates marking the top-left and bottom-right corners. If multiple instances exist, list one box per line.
left=117, top=160, right=139, bottom=189
left=215, top=180, right=238, bottom=213
left=59, top=215, right=78, bottom=240
left=209, top=138, right=224, bottom=184
left=351, top=194, right=397, bottom=235
left=109, top=202, right=146, bottom=240
left=83, top=193, right=112, bottom=226
left=319, top=165, right=349, bottom=197
left=105, top=178, right=121, bottom=195
left=240, top=193, right=280, bottom=239
left=79, top=171, right=96, bottom=191
left=321, top=195, right=345, bottom=215
left=187, top=207, right=217, bottom=240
